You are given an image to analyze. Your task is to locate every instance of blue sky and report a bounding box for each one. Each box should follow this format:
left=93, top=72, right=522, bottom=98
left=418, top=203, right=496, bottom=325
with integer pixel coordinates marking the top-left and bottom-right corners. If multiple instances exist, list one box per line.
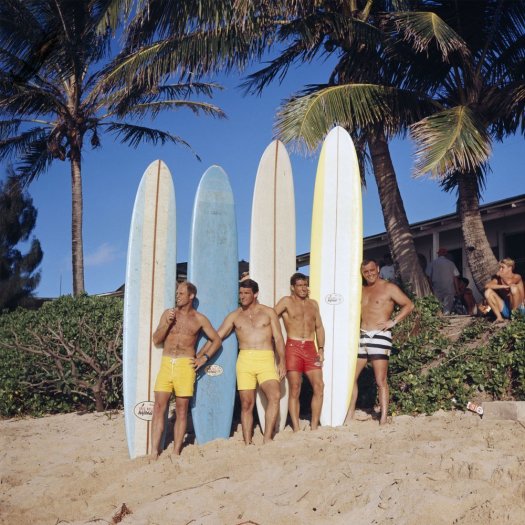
left=3, top=60, right=524, bottom=298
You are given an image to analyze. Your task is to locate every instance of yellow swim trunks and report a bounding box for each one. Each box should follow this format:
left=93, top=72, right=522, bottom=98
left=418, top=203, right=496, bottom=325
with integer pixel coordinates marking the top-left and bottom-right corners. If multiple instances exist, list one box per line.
left=236, top=350, right=279, bottom=391
left=154, top=357, right=195, bottom=397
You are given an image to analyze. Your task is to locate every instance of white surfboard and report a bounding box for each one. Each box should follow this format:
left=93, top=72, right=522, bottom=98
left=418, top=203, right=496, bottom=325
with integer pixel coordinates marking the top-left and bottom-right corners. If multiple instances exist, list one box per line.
left=250, top=140, right=294, bottom=433
left=310, top=127, right=363, bottom=427
left=123, top=160, right=176, bottom=458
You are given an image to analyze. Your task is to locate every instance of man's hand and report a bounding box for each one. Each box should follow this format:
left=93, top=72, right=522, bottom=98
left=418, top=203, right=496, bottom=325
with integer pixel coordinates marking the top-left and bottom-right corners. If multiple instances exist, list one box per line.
left=316, top=348, right=325, bottom=365
left=277, top=360, right=287, bottom=380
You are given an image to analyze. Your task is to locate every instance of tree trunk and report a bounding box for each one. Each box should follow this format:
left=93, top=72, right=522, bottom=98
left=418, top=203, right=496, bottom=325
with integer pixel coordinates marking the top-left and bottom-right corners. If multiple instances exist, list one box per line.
left=368, top=131, right=431, bottom=297
left=70, top=150, right=85, bottom=295
left=458, top=171, right=498, bottom=293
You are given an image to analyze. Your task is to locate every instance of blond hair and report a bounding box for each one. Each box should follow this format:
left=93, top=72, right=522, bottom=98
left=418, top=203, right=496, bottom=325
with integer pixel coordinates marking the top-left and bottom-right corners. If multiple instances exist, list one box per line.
left=500, top=258, right=516, bottom=270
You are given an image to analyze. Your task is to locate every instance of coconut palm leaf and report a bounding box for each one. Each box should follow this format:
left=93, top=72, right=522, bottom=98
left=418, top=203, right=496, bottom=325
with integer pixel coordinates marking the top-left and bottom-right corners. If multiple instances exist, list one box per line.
left=410, top=106, right=491, bottom=178
left=275, top=83, right=436, bottom=151
left=384, top=11, right=468, bottom=60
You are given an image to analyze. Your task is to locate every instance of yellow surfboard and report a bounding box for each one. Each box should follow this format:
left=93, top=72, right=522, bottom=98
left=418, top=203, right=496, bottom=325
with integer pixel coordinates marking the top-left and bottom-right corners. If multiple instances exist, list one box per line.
left=310, top=127, right=363, bottom=426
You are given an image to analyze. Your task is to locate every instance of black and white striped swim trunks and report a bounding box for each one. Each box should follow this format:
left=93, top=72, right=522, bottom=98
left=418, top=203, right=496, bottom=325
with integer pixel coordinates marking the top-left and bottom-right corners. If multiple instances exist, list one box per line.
left=358, top=330, right=392, bottom=360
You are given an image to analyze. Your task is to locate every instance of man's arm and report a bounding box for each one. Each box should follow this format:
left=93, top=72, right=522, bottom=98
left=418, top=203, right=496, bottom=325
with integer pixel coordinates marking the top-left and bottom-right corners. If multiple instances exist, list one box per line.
left=273, top=296, right=288, bottom=317
left=195, top=310, right=237, bottom=368
left=194, top=315, right=222, bottom=370
left=387, top=285, right=414, bottom=329
left=152, top=309, right=174, bottom=346
left=313, top=300, right=326, bottom=362
left=485, top=277, right=507, bottom=291
left=269, top=308, right=286, bottom=380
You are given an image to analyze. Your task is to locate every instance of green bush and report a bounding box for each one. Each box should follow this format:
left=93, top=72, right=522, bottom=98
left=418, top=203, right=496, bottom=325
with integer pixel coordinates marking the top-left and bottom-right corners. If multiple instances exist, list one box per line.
left=0, top=294, right=123, bottom=417
left=386, top=299, right=525, bottom=415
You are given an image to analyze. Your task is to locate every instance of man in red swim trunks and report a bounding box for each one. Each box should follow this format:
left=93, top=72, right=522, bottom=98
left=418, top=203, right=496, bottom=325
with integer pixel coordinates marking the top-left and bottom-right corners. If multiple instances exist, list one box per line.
left=274, top=273, right=325, bottom=431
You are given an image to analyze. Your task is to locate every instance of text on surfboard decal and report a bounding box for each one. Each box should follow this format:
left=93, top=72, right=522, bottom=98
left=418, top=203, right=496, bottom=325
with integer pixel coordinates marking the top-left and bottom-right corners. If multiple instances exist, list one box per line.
left=325, top=293, right=344, bottom=305
left=134, top=401, right=154, bottom=421
left=205, top=364, right=224, bottom=377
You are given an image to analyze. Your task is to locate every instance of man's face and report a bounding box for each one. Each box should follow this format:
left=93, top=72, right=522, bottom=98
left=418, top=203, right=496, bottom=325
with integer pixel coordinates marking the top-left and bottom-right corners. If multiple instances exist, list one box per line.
left=176, top=284, right=193, bottom=307
left=361, top=262, right=380, bottom=284
left=239, top=286, right=257, bottom=307
left=497, top=263, right=512, bottom=278
left=292, top=279, right=308, bottom=298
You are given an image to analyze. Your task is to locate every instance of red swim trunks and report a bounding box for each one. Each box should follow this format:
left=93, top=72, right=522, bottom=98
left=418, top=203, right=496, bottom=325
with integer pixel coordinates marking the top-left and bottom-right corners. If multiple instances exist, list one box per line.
left=285, top=339, right=321, bottom=373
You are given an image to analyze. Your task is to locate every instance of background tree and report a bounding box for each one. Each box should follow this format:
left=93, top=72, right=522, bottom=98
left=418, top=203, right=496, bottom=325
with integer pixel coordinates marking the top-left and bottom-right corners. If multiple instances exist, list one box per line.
left=0, top=0, right=224, bottom=295
left=0, top=169, right=43, bottom=311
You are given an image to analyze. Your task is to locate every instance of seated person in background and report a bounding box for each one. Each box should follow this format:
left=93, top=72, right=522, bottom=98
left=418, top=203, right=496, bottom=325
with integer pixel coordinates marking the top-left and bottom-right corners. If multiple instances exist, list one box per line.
left=456, top=277, right=477, bottom=315
left=484, top=258, right=525, bottom=323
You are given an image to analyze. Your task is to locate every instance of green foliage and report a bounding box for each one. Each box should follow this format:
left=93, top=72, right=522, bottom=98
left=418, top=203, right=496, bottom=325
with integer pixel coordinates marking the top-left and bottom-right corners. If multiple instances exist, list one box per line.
left=0, top=295, right=123, bottom=417
left=0, top=172, right=43, bottom=311
left=378, top=299, right=525, bottom=415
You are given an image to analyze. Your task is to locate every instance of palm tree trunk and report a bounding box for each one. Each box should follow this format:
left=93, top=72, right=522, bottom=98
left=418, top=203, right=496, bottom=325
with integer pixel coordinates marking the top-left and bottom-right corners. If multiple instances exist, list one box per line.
left=368, top=131, right=431, bottom=297
left=70, top=151, right=85, bottom=295
left=458, top=171, right=498, bottom=293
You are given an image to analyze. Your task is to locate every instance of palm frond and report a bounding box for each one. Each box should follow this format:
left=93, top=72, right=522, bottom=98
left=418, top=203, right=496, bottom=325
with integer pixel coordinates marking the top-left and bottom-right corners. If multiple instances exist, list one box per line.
left=385, top=11, right=468, bottom=61
left=410, top=106, right=492, bottom=178
left=113, top=100, right=226, bottom=120
left=93, top=0, right=134, bottom=35
left=275, top=83, right=437, bottom=151
left=0, top=126, right=51, bottom=162
left=102, top=121, right=199, bottom=158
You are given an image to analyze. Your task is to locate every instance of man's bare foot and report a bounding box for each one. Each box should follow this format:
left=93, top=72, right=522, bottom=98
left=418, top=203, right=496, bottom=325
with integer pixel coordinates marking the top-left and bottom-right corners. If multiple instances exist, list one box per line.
left=494, top=318, right=507, bottom=325
left=379, top=416, right=392, bottom=425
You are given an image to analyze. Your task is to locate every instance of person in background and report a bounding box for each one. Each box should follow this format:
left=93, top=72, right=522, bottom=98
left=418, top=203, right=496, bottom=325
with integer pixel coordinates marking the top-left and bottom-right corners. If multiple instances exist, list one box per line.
left=455, top=277, right=477, bottom=315
left=426, top=247, right=460, bottom=314
left=484, top=258, right=525, bottom=323
left=379, top=253, right=396, bottom=282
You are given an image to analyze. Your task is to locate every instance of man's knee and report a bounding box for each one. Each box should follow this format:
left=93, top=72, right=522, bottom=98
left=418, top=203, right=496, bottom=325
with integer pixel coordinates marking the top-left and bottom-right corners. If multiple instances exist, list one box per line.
left=311, top=378, right=324, bottom=396
left=288, top=379, right=302, bottom=399
left=240, top=395, right=255, bottom=412
left=484, top=288, right=495, bottom=300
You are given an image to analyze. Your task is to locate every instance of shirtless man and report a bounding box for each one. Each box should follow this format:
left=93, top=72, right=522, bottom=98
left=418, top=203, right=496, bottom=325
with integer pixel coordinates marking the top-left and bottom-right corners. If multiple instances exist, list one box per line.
left=150, top=281, right=221, bottom=457
left=484, top=258, right=525, bottom=323
left=345, top=259, right=414, bottom=425
left=206, top=279, right=286, bottom=444
left=274, top=273, right=325, bottom=431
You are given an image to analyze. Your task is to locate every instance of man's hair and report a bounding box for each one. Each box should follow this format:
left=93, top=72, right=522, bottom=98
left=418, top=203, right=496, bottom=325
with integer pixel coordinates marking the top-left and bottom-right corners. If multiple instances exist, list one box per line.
left=239, top=278, right=259, bottom=293
left=361, top=258, right=379, bottom=268
left=290, top=272, right=308, bottom=285
left=180, top=281, right=197, bottom=296
left=459, top=276, right=469, bottom=286
left=500, top=258, right=516, bottom=270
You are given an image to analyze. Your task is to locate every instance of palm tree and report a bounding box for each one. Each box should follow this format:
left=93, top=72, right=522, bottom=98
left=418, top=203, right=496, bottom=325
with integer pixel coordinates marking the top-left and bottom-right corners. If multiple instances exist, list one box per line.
left=0, top=0, right=224, bottom=295
left=389, top=0, right=525, bottom=290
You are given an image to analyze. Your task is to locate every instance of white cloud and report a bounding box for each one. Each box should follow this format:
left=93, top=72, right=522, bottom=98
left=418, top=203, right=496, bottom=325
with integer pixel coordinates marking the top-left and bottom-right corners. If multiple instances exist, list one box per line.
left=85, top=242, right=121, bottom=267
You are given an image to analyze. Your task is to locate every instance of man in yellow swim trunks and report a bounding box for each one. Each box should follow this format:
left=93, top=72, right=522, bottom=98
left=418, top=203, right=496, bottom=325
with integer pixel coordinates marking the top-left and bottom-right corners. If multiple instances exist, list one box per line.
left=204, top=279, right=286, bottom=444
left=151, top=281, right=221, bottom=457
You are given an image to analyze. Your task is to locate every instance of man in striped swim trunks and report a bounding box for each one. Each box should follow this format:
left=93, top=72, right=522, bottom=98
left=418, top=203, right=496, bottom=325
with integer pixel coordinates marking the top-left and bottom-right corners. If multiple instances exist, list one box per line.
left=151, top=282, right=221, bottom=457
left=345, top=259, right=414, bottom=425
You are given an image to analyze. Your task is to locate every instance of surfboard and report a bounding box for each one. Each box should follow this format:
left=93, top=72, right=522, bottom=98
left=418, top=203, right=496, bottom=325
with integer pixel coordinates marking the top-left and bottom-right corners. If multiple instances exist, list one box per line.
left=123, top=159, right=176, bottom=459
left=250, top=140, right=295, bottom=433
left=189, top=165, right=238, bottom=445
left=309, top=126, right=362, bottom=427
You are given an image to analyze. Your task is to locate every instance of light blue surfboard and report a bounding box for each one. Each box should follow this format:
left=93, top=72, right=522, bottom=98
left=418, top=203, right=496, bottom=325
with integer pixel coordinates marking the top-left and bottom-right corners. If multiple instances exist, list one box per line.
left=189, top=165, right=238, bottom=444
left=123, top=160, right=176, bottom=458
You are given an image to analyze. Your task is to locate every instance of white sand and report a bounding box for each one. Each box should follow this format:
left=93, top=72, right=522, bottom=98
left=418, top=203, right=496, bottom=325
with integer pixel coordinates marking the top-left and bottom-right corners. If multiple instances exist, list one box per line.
left=2, top=410, right=525, bottom=525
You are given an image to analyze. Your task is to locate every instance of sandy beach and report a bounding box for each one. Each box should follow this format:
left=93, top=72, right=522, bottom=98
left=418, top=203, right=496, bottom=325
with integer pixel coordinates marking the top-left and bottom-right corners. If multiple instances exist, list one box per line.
left=2, top=409, right=525, bottom=525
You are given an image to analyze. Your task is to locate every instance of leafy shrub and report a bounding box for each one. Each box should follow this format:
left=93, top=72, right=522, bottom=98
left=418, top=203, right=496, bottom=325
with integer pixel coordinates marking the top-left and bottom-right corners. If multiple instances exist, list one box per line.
left=0, top=294, right=123, bottom=417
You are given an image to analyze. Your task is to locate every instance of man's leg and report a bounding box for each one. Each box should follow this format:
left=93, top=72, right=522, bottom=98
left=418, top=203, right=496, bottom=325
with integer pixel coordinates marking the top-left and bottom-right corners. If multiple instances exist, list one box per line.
left=150, top=391, right=171, bottom=458
left=259, top=379, right=281, bottom=443
left=484, top=289, right=505, bottom=321
left=304, top=369, right=324, bottom=430
left=172, top=396, right=190, bottom=455
left=344, top=358, right=367, bottom=424
left=287, top=371, right=302, bottom=432
left=238, top=389, right=256, bottom=445
left=371, top=358, right=389, bottom=425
